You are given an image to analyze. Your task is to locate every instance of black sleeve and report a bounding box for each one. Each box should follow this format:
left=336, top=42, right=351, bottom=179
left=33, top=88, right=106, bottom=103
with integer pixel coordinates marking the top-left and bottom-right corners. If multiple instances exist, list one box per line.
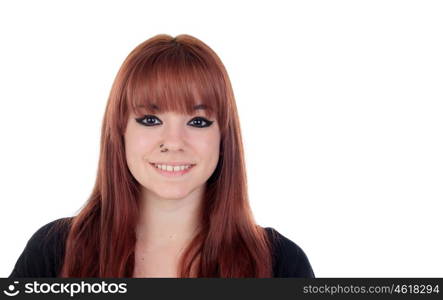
left=9, top=218, right=71, bottom=278
left=266, top=227, right=315, bottom=278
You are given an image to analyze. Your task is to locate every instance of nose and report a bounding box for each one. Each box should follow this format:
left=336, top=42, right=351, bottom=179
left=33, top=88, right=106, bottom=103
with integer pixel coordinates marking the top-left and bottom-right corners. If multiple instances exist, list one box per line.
left=160, top=122, right=187, bottom=152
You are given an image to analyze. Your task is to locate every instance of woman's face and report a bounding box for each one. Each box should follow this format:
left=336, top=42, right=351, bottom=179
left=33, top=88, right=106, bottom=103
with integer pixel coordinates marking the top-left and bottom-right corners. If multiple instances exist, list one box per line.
left=124, top=109, right=221, bottom=201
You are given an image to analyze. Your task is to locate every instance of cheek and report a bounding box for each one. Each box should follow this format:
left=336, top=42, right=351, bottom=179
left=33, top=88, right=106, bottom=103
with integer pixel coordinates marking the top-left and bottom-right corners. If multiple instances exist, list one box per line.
left=133, top=136, right=152, bottom=154
left=124, top=132, right=154, bottom=168
left=197, top=134, right=220, bottom=164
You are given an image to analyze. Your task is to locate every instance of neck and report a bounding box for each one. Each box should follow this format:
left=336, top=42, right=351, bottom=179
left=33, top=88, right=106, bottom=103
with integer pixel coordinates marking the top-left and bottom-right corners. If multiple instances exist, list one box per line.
left=136, top=186, right=205, bottom=247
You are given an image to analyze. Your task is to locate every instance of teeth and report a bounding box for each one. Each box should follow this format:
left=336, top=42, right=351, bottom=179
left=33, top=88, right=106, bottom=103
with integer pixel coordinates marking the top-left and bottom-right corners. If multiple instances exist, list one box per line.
left=154, top=164, right=192, bottom=172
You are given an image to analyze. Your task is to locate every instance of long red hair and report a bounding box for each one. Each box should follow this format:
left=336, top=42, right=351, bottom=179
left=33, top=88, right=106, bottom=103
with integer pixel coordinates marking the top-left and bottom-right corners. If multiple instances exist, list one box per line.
left=60, top=34, right=273, bottom=277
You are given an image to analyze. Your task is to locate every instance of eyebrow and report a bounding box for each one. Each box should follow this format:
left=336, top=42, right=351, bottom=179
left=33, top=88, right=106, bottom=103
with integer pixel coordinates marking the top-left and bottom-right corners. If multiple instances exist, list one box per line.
left=137, top=104, right=208, bottom=111
left=193, top=104, right=208, bottom=110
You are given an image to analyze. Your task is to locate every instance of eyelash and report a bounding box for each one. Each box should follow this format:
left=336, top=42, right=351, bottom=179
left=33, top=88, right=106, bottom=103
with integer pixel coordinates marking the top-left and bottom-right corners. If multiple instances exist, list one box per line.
left=135, top=115, right=214, bottom=128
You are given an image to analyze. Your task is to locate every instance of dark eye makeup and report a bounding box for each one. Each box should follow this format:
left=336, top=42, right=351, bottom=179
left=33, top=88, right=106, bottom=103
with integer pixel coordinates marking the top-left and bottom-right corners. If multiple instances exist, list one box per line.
left=135, top=115, right=214, bottom=128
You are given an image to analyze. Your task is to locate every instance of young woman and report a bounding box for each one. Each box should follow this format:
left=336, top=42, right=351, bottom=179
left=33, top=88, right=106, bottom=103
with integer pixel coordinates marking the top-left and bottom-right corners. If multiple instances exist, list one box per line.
left=9, top=34, right=315, bottom=278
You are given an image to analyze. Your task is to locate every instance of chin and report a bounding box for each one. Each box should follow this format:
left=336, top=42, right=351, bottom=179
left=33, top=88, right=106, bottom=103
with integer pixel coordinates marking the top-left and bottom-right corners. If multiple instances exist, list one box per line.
left=154, top=188, right=191, bottom=200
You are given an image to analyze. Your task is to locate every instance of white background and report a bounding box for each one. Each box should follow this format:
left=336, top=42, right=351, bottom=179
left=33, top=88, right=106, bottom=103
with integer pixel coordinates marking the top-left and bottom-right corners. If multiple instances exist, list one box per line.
left=0, top=0, right=442, bottom=277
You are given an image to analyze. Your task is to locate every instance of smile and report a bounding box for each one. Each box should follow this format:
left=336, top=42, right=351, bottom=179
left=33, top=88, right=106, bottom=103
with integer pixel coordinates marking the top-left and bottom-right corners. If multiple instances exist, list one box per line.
left=149, top=163, right=196, bottom=177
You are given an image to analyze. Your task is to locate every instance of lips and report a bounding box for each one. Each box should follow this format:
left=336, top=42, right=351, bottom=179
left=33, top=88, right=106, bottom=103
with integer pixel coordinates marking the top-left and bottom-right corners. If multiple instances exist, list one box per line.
left=150, top=162, right=196, bottom=166
left=149, top=163, right=195, bottom=177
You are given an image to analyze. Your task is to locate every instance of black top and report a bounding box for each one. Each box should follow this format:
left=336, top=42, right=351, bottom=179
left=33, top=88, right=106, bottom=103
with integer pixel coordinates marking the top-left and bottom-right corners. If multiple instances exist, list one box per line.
left=9, top=218, right=315, bottom=278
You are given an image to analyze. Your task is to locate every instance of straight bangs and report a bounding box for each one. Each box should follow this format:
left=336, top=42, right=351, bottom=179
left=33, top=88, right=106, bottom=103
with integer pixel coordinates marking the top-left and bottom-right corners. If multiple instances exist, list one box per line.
left=125, top=45, right=228, bottom=132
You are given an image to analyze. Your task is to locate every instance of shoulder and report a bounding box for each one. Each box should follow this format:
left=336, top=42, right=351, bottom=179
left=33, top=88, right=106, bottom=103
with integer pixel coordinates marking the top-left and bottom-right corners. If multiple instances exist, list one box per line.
left=9, top=217, right=73, bottom=278
left=264, top=227, right=315, bottom=278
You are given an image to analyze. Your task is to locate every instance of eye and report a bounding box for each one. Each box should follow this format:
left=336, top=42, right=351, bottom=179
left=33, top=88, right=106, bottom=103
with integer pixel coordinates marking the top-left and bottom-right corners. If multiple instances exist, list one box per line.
left=135, top=115, right=214, bottom=128
left=188, top=117, right=214, bottom=128
left=135, top=115, right=161, bottom=126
